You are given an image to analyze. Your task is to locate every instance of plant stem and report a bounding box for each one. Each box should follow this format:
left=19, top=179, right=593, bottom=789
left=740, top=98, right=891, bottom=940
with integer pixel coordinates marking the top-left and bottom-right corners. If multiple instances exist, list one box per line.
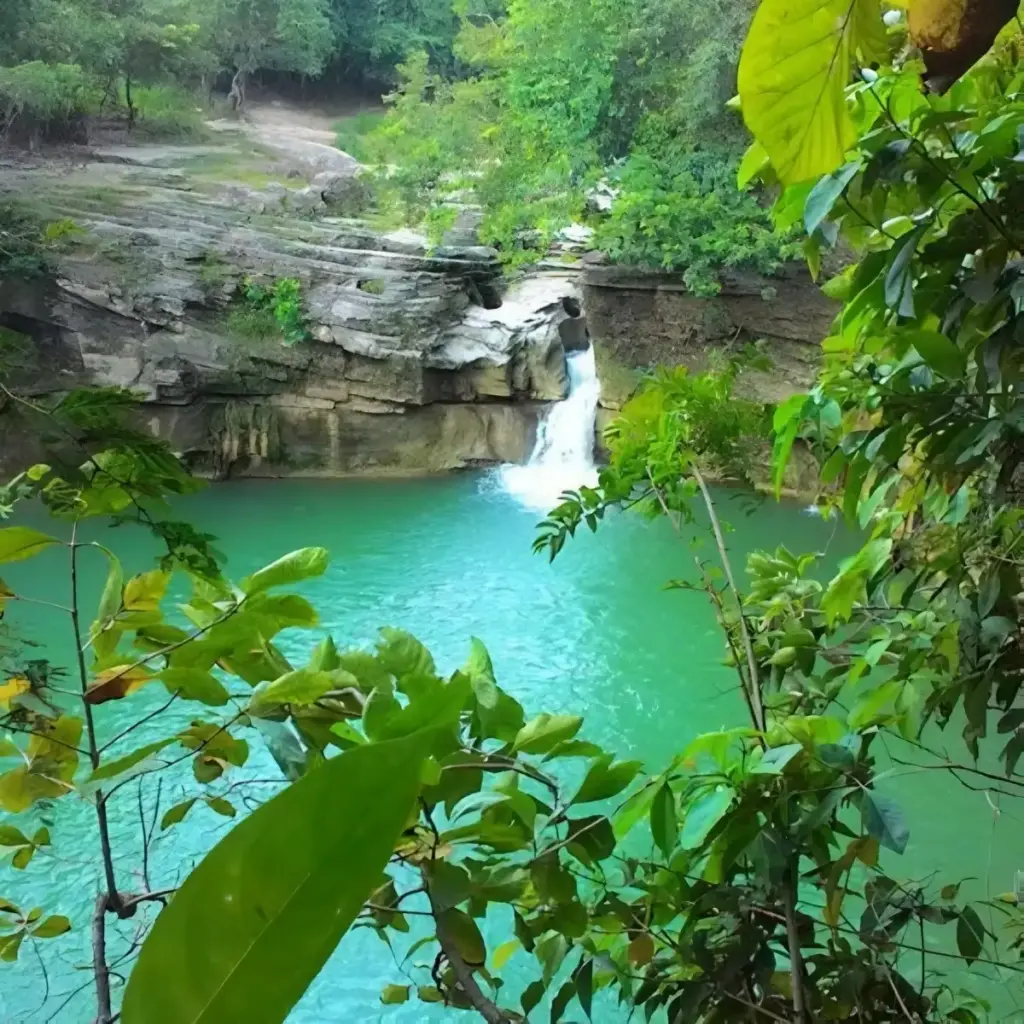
left=691, top=466, right=766, bottom=732
left=90, top=894, right=112, bottom=1024
left=69, top=527, right=124, bottom=1021
left=782, top=865, right=808, bottom=1024
left=425, top=883, right=511, bottom=1024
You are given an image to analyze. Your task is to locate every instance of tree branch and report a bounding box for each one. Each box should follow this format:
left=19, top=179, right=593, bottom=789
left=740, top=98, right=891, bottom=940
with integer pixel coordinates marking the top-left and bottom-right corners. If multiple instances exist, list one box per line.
left=69, top=528, right=122, bottom=919
left=690, top=466, right=765, bottom=733
left=90, top=894, right=113, bottom=1024
left=782, top=865, right=808, bottom=1024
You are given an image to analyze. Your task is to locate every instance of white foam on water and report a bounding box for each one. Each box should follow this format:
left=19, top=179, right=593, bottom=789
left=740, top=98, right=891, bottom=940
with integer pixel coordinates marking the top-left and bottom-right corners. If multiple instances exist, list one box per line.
left=497, top=346, right=600, bottom=512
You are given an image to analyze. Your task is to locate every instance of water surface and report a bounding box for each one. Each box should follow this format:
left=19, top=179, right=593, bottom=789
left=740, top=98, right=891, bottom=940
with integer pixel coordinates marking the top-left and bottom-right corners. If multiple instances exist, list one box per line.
left=1, top=476, right=1019, bottom=1020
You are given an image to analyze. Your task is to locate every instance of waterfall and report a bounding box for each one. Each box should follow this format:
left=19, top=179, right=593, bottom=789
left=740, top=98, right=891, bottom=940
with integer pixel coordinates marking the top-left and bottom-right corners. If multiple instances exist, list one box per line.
left=499, top=346, right=600, bottom=511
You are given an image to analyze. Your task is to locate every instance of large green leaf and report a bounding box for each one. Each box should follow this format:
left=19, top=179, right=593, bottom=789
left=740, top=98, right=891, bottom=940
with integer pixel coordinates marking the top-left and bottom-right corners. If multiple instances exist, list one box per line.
left=571, top=755, right=642, bottom=805
left=804, top=160, right=861, bottom=234
left=956, top=904, right=984, bottom=965
left=738, top=0, right=885, bottom=184
left=861, top=789, right=910, bottom=854
left=649, top=782, right=677, bottom=860
left=240, top=547, right=329, bottom=595
left=680, top=787, right=735, bottom=850
left=0, top=527, right=60, bottom=565
left=462, top=637, right=498, bottom=710
left=513, top=714, right=583, bottom=755
left=248, top=669, right=337, bottom=715
left=122, top=732, right=431, bottom=1024
left=906, top=330, right=966, bottom=379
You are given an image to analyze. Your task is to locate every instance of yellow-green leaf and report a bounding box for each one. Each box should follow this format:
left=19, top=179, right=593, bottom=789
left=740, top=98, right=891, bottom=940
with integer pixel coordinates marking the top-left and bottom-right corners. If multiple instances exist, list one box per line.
left=160, top=798, right=197, bottom=830
left=0, top=677, right=30, bottom=710
left=240, top=547, right=329, bottom=594
left=123, top=570, right=170, bottom=612
left=492, top=937, right=520, bottom=971
left=160, top=668, right=231, bottom=706
left=380, top=984, right=409, bottom=1005
left=0, top=527, right=59, bottom=565
left=738, top=0, right=885, bottom=184
left=87, top=739, right=174, bottom=784
left=32, top=915, right=71, bottom=939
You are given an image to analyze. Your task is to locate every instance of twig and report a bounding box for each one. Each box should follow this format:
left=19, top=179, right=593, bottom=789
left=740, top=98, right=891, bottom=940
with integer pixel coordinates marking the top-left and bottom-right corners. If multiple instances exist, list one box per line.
left=119, top=888, right=177, bottom=911
left=883, top=967, right=916, bottom=1022
left=99, top=692, right=180, bottom=755
left=426, top=886, right=511, bottom=1022
left=421, top=802, right=512, bottom=1024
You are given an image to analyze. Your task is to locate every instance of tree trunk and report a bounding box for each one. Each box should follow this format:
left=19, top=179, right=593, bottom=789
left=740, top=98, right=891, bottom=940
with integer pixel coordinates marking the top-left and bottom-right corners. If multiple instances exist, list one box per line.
left=229, top=68, right=247, bottom=116
left=125, top=74, right=135, bottom=130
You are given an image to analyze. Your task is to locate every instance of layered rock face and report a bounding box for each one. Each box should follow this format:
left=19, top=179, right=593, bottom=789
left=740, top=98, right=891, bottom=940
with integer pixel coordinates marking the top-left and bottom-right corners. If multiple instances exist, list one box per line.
left=582, top=264, right=837, bottom=409
left=0, top=140, right=584, bottom=477
left=581, top=264, right=837, bottom=493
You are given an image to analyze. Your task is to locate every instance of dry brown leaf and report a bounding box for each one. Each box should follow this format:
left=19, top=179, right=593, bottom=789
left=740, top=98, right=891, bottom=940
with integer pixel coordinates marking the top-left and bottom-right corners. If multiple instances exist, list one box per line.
left=86, top=665, right=153, bottom=705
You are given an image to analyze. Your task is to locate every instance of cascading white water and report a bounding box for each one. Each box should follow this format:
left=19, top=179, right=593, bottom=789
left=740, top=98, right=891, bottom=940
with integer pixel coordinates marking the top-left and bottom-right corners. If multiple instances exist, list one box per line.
left=499, top=346, right=600, bottom=510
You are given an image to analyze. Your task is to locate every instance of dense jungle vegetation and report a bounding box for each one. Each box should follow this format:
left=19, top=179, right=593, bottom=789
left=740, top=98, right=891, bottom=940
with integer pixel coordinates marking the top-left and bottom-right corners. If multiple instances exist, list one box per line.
left=0, top=0, right=1022, bottom=1022
left=0, top=0, right=790, bottom=290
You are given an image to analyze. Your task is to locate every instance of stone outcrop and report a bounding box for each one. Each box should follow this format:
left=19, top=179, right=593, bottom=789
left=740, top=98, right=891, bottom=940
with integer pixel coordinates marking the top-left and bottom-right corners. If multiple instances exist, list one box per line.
left=582, top=264, right=836, bottom=493
left=0, top=141, right=584, bottom=478
left=582, top=264, right=838, bottom=411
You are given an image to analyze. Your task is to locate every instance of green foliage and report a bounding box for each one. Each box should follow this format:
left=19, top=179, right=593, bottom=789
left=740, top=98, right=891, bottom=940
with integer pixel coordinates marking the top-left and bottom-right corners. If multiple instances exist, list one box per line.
left=208, top=0, right=334, bottom=77
left=237, top=276, right=311, bottom=347
left=129, top=84, right=206, bottom=139
left=333, top=110, right=386, bottom=162
left=0, top=61, right=92, bottom=121
left=0, top=204, right=83, bottom=278
left=352, top=0, right=776, bottom=277
left=330, top=0, right=463, bottom=83
left=594, top=150, right=797, bottom=295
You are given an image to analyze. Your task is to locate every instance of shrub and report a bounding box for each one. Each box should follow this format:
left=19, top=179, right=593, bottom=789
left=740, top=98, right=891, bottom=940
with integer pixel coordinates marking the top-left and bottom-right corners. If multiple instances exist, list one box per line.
left=334, top=110, right=386, bottom=162
left=234, top=276, right=312, bottom=346
left=129, top=84, right=206, bottom=139
left=0, top=62, right=91, bottom=122
left=593, top=150, right=798, bottom=295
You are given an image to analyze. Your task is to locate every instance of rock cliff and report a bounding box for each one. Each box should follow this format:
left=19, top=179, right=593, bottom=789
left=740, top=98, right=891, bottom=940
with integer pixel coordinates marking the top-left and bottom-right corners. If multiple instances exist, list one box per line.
left=0, top=133, right=583, bottom=477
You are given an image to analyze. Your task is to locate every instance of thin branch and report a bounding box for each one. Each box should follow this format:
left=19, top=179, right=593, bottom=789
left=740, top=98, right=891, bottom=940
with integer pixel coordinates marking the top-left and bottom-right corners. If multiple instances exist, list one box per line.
left=883, top=967, right=916, bottom=1022
left=119, top=888, right=177, bottom=911
left=421, top=801, right=512, bottom=1024
left=647, top=477, right=757, bottom=726
left=90, top=894, right=112, bottom=1024
left=782, top=864, right=808, bottom=1024
left=69, top=527, right=122, bottom=925
left=691, top=465, right=765, bottom=733
left=99, top=692, right=179, bottom=755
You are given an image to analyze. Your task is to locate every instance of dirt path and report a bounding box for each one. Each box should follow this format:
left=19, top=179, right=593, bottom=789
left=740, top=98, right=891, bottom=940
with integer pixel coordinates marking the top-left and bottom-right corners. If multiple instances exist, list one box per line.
left=225, top=97, right=381, bottom=174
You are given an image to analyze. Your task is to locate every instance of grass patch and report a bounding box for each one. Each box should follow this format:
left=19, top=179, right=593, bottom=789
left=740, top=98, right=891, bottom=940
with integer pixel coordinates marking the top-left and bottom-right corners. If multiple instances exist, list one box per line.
left=184, top=150, right=305, bottom=190
left=224, top=305, right=280, bottom=343
left=128, top=85, right=208, bottom=140
left=334, top=111, right=385, bottom=163
left=0, top=326, right=36, bottom=372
